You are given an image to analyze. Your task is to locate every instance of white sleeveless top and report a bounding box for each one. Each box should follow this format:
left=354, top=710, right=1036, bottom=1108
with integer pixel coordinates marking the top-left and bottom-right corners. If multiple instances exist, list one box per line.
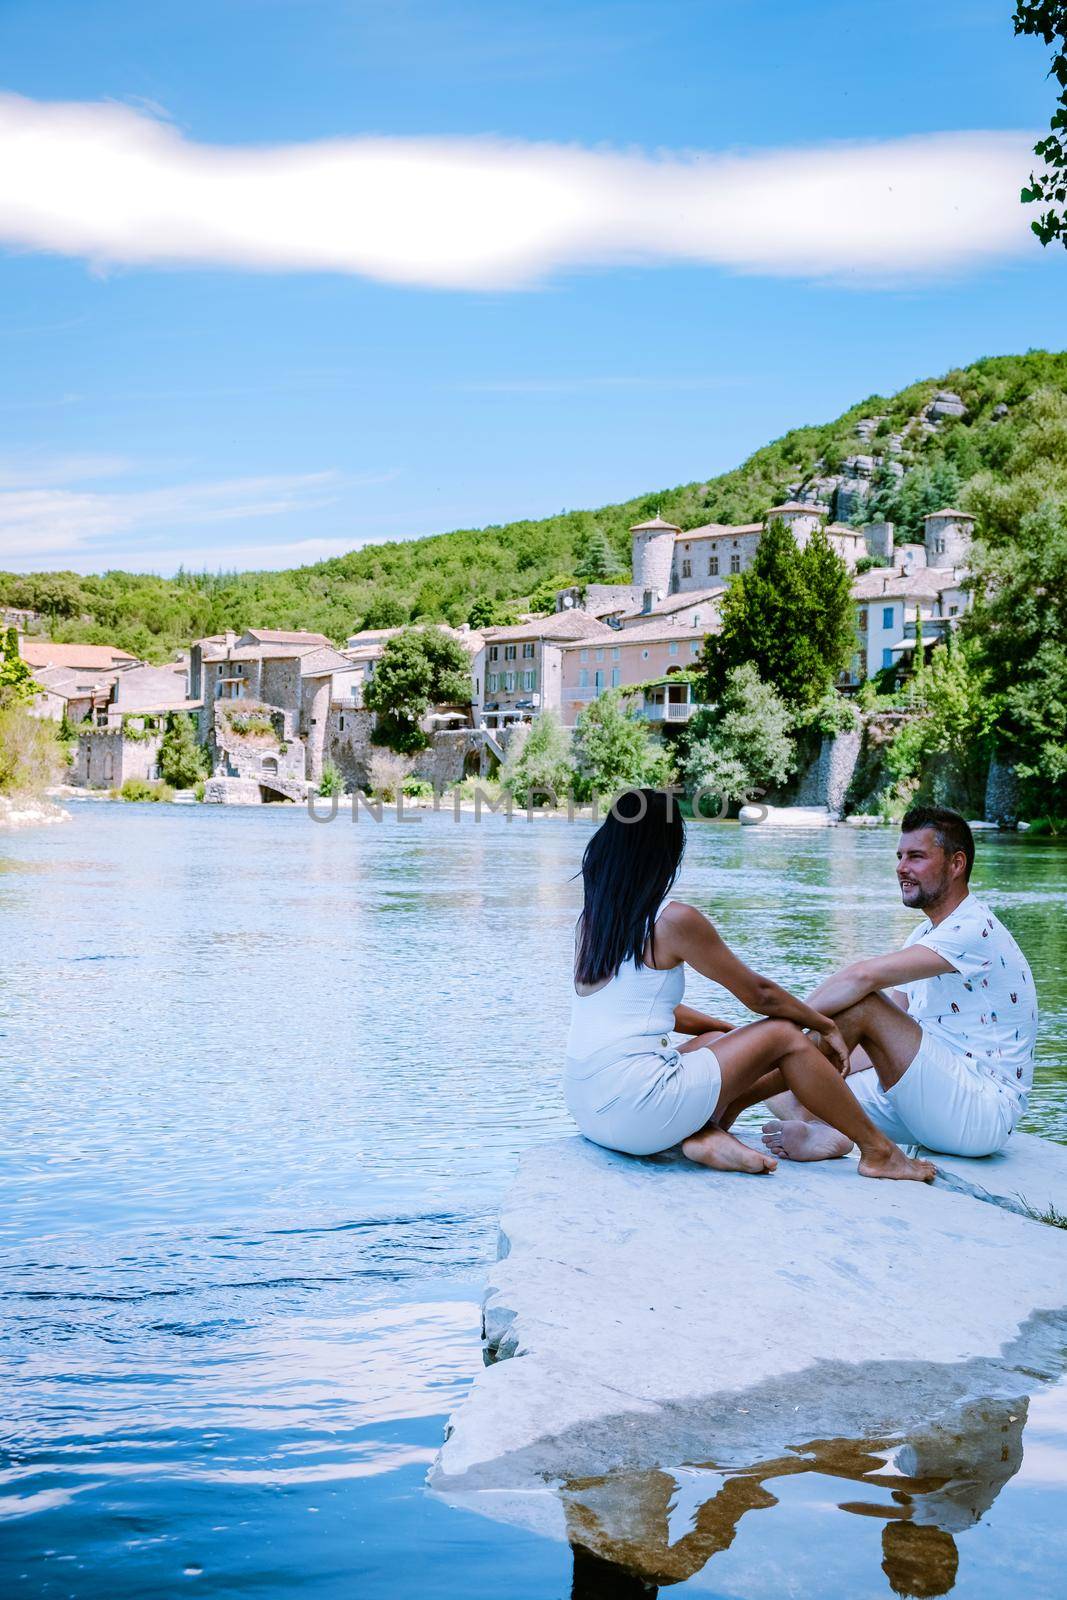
left=566, top=901, right=684, bottom=1063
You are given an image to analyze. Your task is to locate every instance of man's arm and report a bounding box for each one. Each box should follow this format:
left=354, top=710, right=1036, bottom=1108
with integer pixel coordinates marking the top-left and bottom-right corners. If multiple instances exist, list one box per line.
left=808, top=947, right=954, bottom=1017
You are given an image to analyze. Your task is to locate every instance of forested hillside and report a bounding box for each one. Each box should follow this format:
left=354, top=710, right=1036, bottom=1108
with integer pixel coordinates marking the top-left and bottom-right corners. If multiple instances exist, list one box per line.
left=3, top=349, right=1066, bottom=661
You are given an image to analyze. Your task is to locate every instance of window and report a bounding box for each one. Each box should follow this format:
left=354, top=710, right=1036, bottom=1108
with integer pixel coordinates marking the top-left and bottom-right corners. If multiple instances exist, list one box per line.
left=487, top=673, right=498, bottom=692
left=579, top=669, right=589, bottom=688
left=693, top=613, right=700, bottom=625
left=595, top=648, right=604, bottom=662
left=523, top=670, right=536, bottom=691
left=882, top=606, right=894, bottom=629
left=611, top=667, right=620, bottom=687
left=690, top=642, right=700, bottom=655
left=611, top=647, right=620, bottom=661
left=669, top=642, right=679, bottom=656
left=522, top=642, right=535, bottom=658
left=882, top=648, right=894, bottom=670
left=490, top=645, right=499, bottom=661
left=730, top=554, right=741, bottom=574
left=681, top=559, right=692, bottom=578
left=339, top=715, right=345, bottom=731
left=505, top=644, right=517, bottom=661
left=580, top=648, right=589, bottom=663
left=732, top=539, right=739, bottom=547
left=949, top=604, right=959, bottom=616
left=642, top=649, right=650, bottom=660
left=708, top=556, right=719, bottom=576
left=594, top=669, right=604, bottom=691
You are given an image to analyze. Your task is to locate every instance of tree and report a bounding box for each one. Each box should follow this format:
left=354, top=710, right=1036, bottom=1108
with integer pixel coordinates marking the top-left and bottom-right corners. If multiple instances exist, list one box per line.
left=682, top=664, right=796, bottom=806
left=364, top=626, right=471, bottom=752
left=965, top=499, right=1067, bottom=815
left=797, top=524, right=857, bottom=686
left=361, top=594, right=407, bottom=631
left=574, top=527, right=627, bottom=582
left=467, top=596, right=520, bottom=629
left=699, top=519, right=847, bottom=707
left=571, top=691, right=671, bottom=799
left=1015, top=3, right=1067, bottom=247
left=499, top=712, right=576, bottom=807
left=527, top=574, right=581, bottom=615
left=885, top=636, right=999, bottom=814
left=0, top=626, right=39, bottom=706
left=158, top=712, right=209, bottom=788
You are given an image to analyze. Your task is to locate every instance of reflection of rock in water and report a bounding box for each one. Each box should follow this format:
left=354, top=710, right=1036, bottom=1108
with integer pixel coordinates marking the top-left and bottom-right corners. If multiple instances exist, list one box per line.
left=882, top=1523, right=959, bottom=1599
left=563, top=1398, right=1029, bottom=1597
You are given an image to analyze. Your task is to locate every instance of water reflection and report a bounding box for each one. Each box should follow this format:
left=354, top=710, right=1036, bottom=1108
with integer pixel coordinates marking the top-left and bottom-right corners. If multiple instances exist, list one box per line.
left=565, top=1399, right=1029, bottom=1597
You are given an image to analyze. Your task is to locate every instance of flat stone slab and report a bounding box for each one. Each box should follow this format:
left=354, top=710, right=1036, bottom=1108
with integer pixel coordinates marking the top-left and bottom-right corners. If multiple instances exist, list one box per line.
left=920, top=1130, right=1067, bottom=1222
left=432, top=1135, right=1067, bottom=1497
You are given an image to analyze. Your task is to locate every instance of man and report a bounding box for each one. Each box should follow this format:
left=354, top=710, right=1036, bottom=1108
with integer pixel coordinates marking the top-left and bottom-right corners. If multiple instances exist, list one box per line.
left=762, top=805, right=1037, bottom=1161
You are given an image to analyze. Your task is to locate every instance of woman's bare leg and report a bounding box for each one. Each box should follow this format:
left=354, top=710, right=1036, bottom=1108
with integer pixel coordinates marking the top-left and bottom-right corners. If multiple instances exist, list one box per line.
left=682, top=1020, right=934, bottom=1182
left=676, top=1033, right=777, bottom=1173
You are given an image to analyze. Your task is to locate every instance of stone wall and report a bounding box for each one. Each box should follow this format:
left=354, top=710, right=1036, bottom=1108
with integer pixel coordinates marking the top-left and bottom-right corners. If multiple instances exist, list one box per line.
left=792, top=728, right=863, bottom=815
left=73, top=727, right=163, bottom=789
left=984, top=756, right=1021, bottom=825
left=324, top=704, right=374, bottom=789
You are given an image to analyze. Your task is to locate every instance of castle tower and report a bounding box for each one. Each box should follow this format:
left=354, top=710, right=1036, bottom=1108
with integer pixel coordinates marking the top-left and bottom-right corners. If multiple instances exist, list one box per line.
left=924, top=508, right=975, bottom=570
left=765, top=502, right=830, bottom=550
left=630, top=516, right=681, bottom=599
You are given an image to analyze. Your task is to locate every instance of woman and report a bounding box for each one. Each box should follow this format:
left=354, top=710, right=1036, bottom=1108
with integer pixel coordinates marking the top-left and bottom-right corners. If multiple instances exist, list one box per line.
left=566, top=789, right=934, bottom=1182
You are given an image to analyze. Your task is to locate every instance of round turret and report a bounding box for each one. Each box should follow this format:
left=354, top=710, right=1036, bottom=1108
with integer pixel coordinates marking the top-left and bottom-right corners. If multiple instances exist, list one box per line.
left=630, top=516, right=680, bottom=598
left=924, top=508, right=974, bottom=570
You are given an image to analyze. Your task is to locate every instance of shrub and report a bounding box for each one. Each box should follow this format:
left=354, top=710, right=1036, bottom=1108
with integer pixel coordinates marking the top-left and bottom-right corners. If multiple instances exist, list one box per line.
left=402, top=776, right=434, bottom=799
left=118, top=777, right=174, bottom=802
left=683, top=664, right=795, bottom=806
left=318, top=760, right=345, bottom=797
left=571, top=691, right=671, bottom=800
left=500, top=713, right=575, bottom=807
left=193, top=779, right=206, bottom=802
left=367, top=748, right=413, bottom=801
left=0, top=702, right=65, bottom=794
left=158, top=712, right=209, bottom=788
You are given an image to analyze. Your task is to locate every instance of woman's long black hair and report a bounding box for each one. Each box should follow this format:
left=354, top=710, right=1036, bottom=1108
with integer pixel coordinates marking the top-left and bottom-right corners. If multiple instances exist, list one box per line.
left=574, top=789, right=685, bottom=987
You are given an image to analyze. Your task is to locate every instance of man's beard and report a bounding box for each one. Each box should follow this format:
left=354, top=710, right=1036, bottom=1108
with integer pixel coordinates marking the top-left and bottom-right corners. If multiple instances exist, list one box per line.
left=900, top=871, right=951, bottom=910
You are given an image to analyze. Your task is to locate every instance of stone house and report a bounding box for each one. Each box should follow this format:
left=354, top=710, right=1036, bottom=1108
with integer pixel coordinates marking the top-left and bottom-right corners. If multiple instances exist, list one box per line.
left=847, top=510, right=973, bottom=685
left=191, top=630, right=362, bottom=785
left=558, top=620, right=708, bottom=727
left=72, top=720, right=166, bottom=790
left=480, top=610, right=615, bottom=728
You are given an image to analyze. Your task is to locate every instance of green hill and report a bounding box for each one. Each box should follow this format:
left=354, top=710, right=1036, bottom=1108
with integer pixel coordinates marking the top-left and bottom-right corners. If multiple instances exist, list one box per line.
left=4, top=349, right=1066, bottom=661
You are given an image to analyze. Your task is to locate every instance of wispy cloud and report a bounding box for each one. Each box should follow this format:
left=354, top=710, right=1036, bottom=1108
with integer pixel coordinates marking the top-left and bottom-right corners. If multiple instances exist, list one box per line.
left=0, top=464, right=379, bottom=570
left=0, top=93, right=1037, bottom=290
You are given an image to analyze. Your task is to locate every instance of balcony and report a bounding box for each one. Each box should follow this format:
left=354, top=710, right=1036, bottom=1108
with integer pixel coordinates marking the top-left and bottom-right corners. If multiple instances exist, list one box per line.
left=638, top=678, right=702, bottom=723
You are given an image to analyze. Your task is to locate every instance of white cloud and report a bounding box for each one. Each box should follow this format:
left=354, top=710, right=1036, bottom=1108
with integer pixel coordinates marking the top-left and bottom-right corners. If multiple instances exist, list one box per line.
left=0, top=467, right=353, bottom=569
left=0, top=93, right=1037, bottom=289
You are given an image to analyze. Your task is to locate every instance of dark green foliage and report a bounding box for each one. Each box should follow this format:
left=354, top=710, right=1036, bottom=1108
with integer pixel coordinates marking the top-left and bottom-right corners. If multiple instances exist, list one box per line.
left=1014, top=3, right=1067, bottom=246
left=966, top=500, right=1067, bottom=815
left=700, top=520, right=853, bottom=707
left=158, top=712, right=209, bottom=788
left=682, top=665, right=796, bottom=803
left=571, top=692, right=671, bottom=799
left=0, top=626, right=39, bottom=706
left=363, top=627, right=471, bottom=752
left=361, top=594, right=407, bottom=630
left=467, top=596, right=520, bottom=628
left=574, top=527, right=627, bottom=582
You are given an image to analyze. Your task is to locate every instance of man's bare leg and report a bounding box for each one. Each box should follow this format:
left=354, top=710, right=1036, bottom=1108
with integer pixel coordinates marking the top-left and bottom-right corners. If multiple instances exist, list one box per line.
left=763, top=995, right=924, bottom=1163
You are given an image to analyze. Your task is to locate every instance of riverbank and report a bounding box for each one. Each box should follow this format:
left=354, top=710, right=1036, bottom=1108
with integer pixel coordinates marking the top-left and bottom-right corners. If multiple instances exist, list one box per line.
left=0, top=793, right=70, bottom=829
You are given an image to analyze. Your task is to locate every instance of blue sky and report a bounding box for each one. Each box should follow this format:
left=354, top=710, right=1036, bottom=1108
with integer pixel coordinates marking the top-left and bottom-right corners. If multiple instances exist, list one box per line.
left=0, top=0, right=1064, bottom=575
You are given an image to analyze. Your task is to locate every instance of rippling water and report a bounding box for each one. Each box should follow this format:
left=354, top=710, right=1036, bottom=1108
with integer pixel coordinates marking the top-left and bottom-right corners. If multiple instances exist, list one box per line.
left=1, top=802, right=1065, bottom=1597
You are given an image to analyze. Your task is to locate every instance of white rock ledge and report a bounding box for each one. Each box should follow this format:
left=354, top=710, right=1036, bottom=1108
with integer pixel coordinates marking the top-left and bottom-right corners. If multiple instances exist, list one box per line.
left=432, top=1135, right=1067, bottom=1498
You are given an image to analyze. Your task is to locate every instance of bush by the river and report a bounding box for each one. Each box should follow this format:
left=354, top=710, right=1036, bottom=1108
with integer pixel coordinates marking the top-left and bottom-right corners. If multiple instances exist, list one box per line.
left=112, top=777, right=174, bottom=803
left=0, top=702, right=66, bottom=794
left=683, top=665, right=796, bottom=809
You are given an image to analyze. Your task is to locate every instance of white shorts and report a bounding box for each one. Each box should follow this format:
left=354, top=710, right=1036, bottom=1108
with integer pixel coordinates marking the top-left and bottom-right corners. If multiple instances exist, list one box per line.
left=847, top=1028, right=1018, bottom=1157
left=565, top=1034, right=723, bottom=1157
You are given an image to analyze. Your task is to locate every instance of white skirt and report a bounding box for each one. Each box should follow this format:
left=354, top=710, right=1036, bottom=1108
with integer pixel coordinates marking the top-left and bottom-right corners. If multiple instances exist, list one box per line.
left=565, top=1033, right=723, bottom=1157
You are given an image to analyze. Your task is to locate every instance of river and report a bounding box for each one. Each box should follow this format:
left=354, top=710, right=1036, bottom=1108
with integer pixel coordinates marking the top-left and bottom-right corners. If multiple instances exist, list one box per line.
left=1, top=801, right=1065, bottom=1597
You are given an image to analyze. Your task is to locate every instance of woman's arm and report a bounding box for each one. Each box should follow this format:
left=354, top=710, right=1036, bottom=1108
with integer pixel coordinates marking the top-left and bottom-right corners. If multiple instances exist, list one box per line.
left=674, top=1003, right=734, bottom=1036
left=657, top=903, right=848, bottom=1070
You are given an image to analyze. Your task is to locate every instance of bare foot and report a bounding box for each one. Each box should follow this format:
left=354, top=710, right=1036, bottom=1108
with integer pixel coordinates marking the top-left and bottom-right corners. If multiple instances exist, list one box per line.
left=857, top=1144, right=936, bottom=1183
left=762, top=1118, right=853, bottom=1162
left=683, top=1124, right=777, bottom=1174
